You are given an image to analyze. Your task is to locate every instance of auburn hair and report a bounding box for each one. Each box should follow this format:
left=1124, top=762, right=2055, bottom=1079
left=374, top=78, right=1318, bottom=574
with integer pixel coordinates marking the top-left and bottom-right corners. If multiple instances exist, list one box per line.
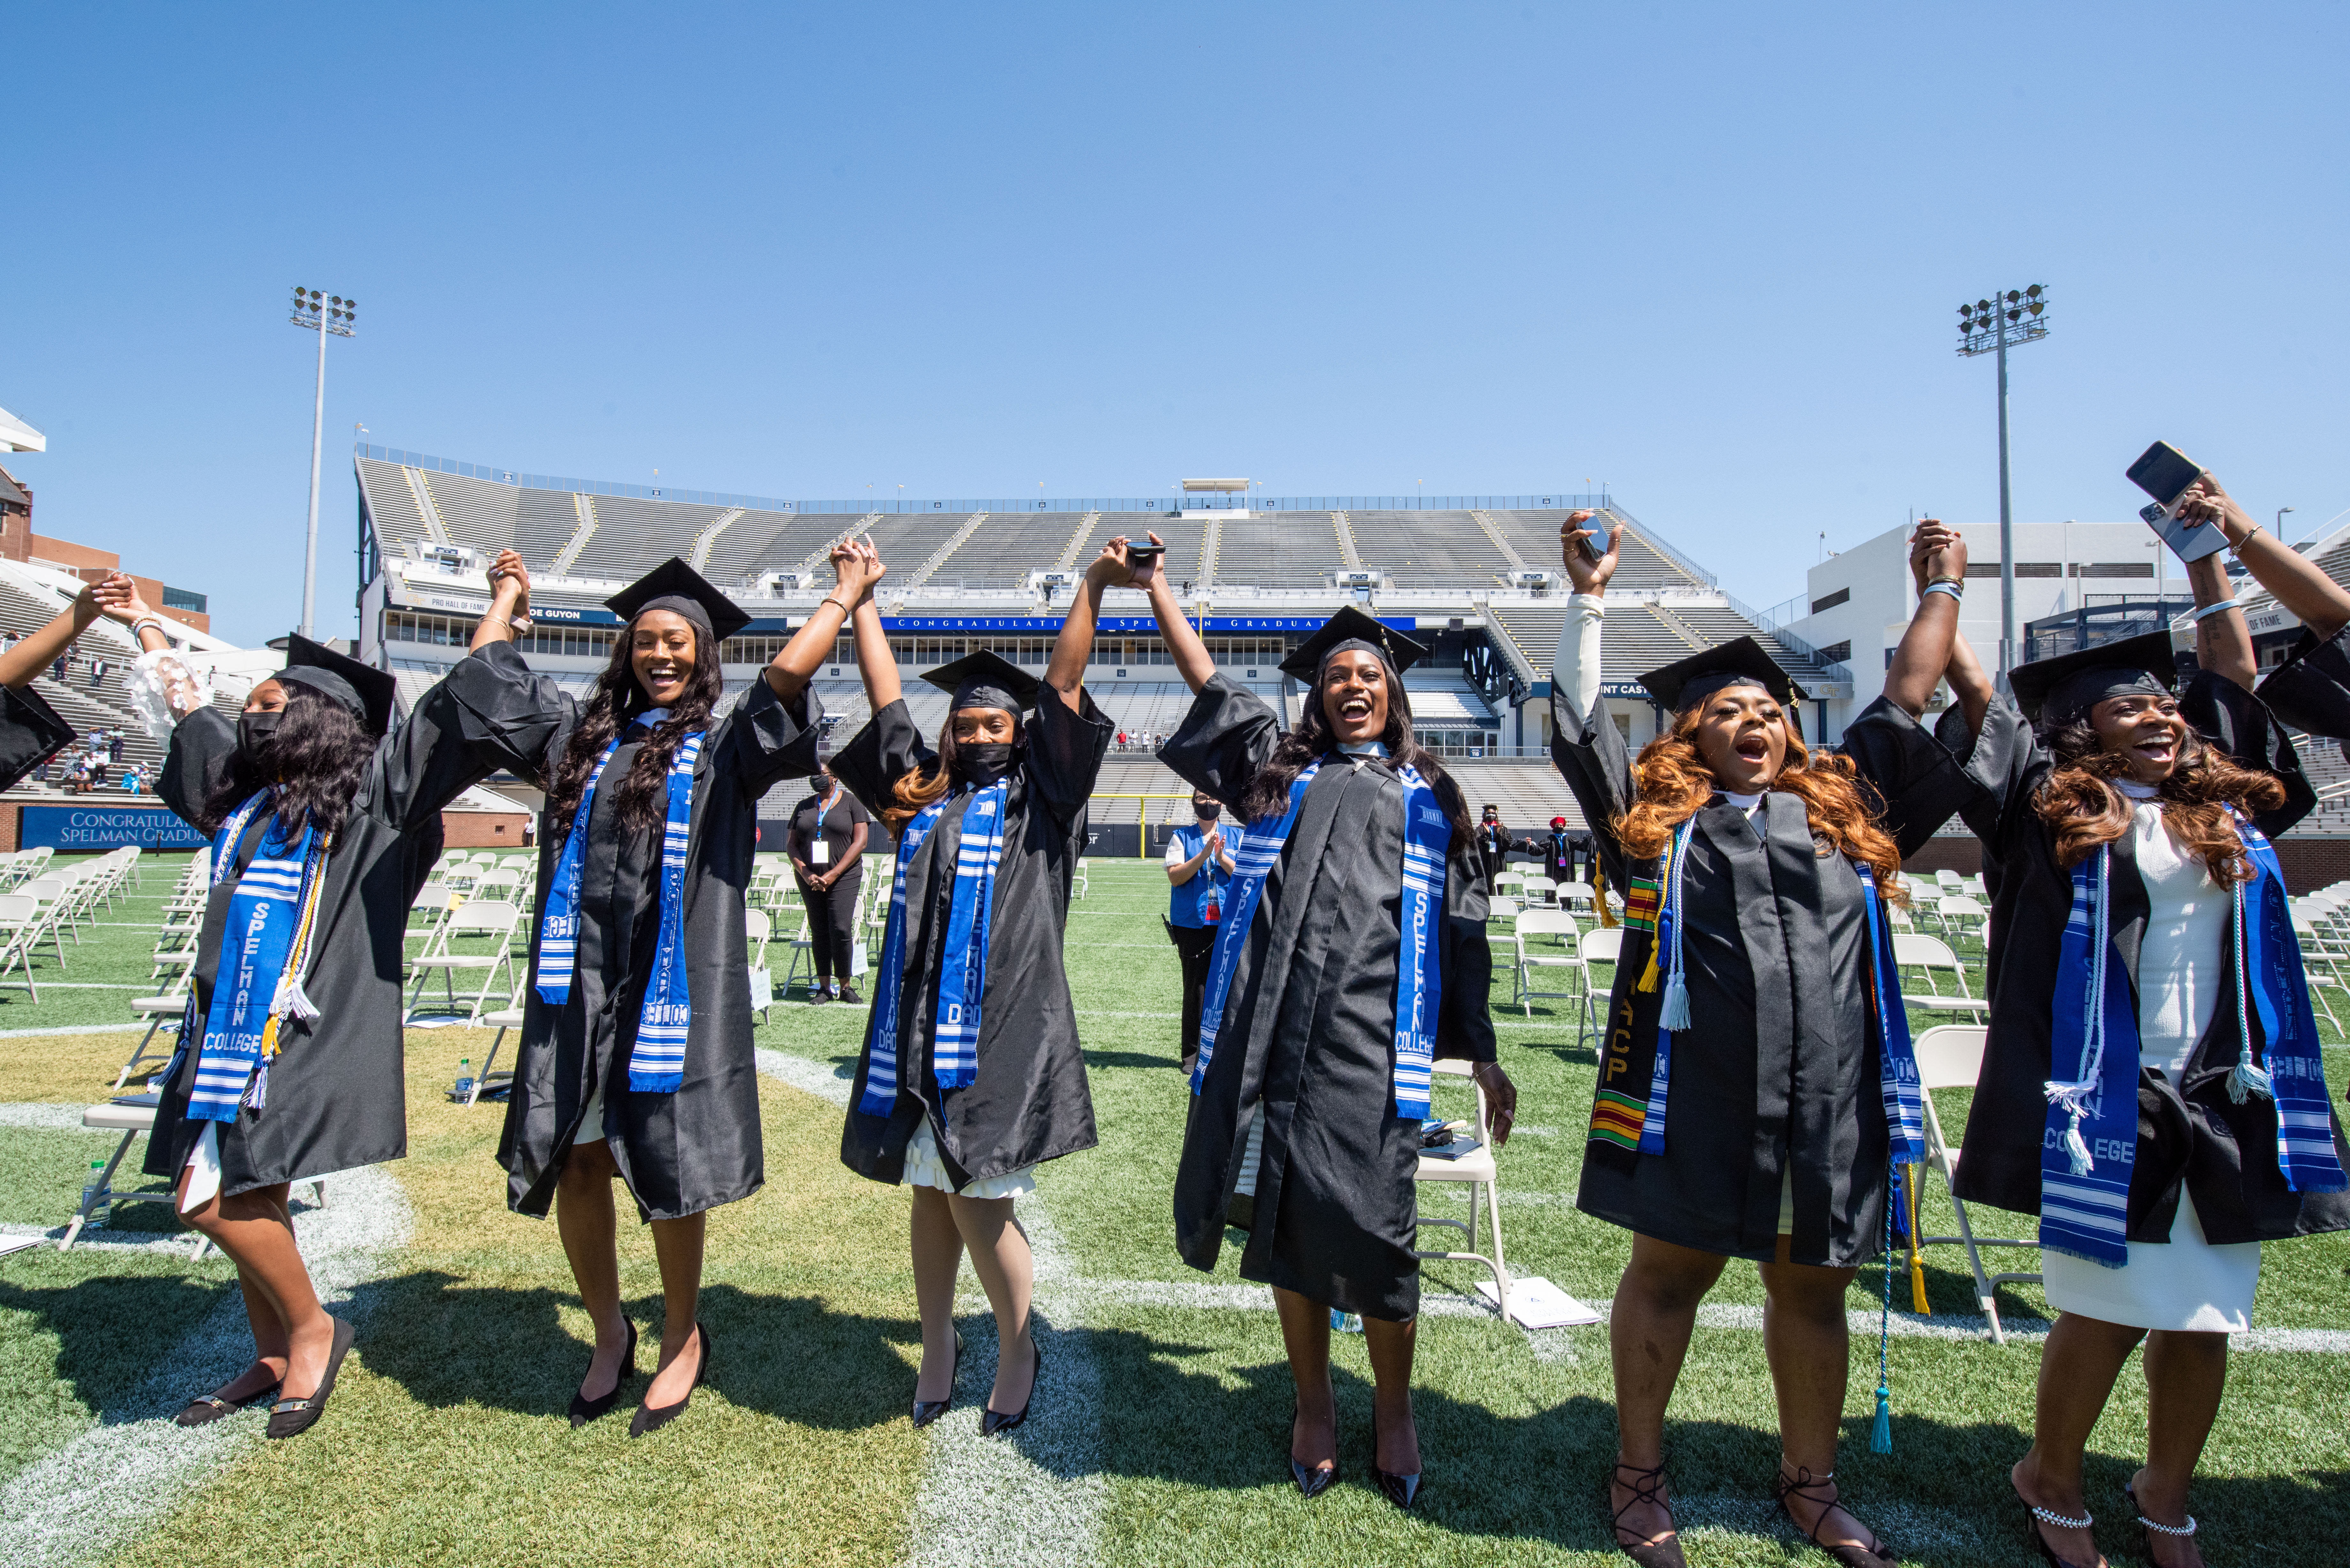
left=1614, top=706, right=1906, bottom=896
left=879, top=717, right=1024, bottom=834
left=2031, top=719, right=2284, bottom=881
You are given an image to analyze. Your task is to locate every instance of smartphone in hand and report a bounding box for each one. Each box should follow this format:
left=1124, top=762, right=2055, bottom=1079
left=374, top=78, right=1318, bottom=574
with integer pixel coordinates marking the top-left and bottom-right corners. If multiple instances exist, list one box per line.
left=2128, top=441, right=2228, bottom=563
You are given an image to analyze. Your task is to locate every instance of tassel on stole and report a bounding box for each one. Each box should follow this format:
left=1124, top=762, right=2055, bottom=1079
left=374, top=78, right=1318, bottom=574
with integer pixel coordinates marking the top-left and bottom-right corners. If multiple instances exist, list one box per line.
left=1659, top=972, right=1691, bottom=1030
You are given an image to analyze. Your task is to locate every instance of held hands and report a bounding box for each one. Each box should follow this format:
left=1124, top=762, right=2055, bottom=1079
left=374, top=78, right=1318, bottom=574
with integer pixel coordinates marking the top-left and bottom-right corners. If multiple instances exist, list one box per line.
left=487, top=549, right=532, bottom=613
left=1472, top=1061, right=1517, bottom=1148
left=830, top=539, right=888, bottom=606
left=89, top=573, right=151, bottom=628
left=1560, top=509, right=1622, bottom=595
left=1908, top=520, right=1967, bottom=593
left=1088, top=533, right=1163, bottom=591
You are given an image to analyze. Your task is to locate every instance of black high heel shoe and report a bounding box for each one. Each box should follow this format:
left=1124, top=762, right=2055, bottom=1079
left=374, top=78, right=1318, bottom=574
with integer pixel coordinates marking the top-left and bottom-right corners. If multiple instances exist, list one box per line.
left=912, top=1331, right=963, bottom=1429
left=265, top=1315, right=356, bottom=1440
left=2125, top=1481, right=2198, bottom=1564
left=1368, top=1410, right=1423, bottom=1511
left=630, top=1322, right=710, bottom=1438
left=1288, top=1397, right=1338, bottom=1500
left=1772, top=1466, right=1894, bottom=1567
left=2013, top=1479, right=2096, bottom=1568
left=569, top=1320, right=639, bottom=1428
left=980, top=1338, right=1042, bottom=1437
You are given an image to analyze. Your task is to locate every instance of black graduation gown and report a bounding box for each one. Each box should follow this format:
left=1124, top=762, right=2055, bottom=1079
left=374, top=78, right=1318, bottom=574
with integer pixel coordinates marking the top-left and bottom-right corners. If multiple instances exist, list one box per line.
left=0, top=685, right=74, bottom=791
left=1939, top=659, right=2350, bottom=1245
left=141, top=648, right=550, bottom=1194
left=1549, top=686, right=1980, bottom=1266
left=494, top=662, right=822, bottom=1221
left=832, top=690, right=1109, bottom=1187
left=1162, top=676, right=1497, bottom=1321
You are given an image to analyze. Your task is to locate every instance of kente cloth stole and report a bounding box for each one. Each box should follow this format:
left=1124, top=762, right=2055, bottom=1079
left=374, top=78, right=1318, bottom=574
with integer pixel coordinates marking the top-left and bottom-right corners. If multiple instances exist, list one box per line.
left=855, top=797, right=948, bottom=1117
left=2038, top=846, right=2141, bottom=1266
left=2229, top=812, right=2346, bottom=1195
left=1191, top=758, right=1450, bottom=1119
left=1586, top=812, right=1924, bottom=1167
left=185, top=792, right=332, bottom=1123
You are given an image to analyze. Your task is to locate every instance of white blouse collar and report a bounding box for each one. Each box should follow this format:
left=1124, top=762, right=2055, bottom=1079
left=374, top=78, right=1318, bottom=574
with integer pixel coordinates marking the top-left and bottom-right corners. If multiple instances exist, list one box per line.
left=1338, top=739, right=1389, bottom=758
left=2115, top=779, right=2160, bottom=801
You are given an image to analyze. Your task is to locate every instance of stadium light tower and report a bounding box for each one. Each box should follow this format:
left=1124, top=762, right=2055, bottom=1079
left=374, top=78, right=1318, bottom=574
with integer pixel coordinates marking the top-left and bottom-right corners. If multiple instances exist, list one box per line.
left=1956, top=284, right=2049, bottom=676
left=289, top=285, right=356, bottom=639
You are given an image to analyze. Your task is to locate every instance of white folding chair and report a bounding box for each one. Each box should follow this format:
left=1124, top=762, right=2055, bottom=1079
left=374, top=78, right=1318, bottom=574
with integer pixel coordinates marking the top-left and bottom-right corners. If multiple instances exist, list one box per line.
left=1935, top=894, right=1990, bottom=949
left=1412, top=1059, right=1512, bottom=1321
left=1072, top=856, right=1089, bottom=899
left=1891, top=933, right=1988, bottom=1017
left=1487, top=895, right=1520, bottom=922
left=1491, top=870, right=1527, bottom=898
left=406, top=900, right=522, bottom=1024
left=1512, top=908, right=1588, bottom=1028
left=0, top=894, right=42, bottom=1000
left=15, top=877, right=70, bottom=966
left=1934, top=870, right=1963, bottom=893
left=781, top=902, right=819, bottom=998
left=61, top=1097, right=212, bottom=1261
left=1911, top=1024, right=2041, bottom=1343
left=2290, top=912, right=2346, bottom=1030
left=1554, top=879, right=1595, bottom=914
left=745, top=907, right=775, bottom=1022
left=468, top=1007, right=527, bottom=1107
left=1518, top=874, right=1558, bottom=908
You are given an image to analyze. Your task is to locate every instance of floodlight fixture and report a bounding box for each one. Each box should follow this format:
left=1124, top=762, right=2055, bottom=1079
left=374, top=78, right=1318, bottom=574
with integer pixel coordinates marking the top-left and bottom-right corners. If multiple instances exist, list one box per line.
left=288, top=281, right=360, bottom=638
left=1952, top=283, right=2054, bottom=677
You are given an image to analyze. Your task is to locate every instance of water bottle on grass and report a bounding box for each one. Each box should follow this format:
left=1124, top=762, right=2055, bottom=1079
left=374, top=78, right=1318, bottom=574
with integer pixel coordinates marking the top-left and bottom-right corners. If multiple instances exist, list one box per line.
left=80, top=1159, right=108, bottom=1230
left=454, top=1057, right=473, bottom=1098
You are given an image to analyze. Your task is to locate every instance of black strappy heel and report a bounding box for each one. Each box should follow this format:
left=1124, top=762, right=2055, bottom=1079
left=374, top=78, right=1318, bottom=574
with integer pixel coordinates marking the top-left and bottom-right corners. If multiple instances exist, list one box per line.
left=1773, top=1466, right=1895, bottom=1568
left=1607, top=1462, right=1687, bottom=1568
left=2126, top=1481, right=2198, bottom=1564
left=2014, top=1478, right=2097, bottom=1568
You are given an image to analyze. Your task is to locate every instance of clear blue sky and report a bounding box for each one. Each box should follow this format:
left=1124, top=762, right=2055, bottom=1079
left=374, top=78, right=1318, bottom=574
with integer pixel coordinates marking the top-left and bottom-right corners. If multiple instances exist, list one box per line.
left=10, top=2, right=2346, bottom=645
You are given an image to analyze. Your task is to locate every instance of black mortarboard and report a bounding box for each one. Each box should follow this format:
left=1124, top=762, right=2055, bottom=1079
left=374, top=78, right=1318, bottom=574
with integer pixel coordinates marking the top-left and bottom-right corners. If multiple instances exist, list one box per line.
left=2006, top=629, right=2181, bottom=730
left=920, top=649, right=1043, bottom=714
left=604, top=556, right=751, bottom=643
left=1639, top=636, right=1801, bottom=713
left=1277, top=605, right=1430, bottom=682
left=278, top=634, right=399, bottom=737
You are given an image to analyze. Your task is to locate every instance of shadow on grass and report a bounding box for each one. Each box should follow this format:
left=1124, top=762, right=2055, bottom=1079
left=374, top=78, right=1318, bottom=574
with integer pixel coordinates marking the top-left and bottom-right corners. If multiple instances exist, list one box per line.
left=0, top=1269, right=238, bottom=1415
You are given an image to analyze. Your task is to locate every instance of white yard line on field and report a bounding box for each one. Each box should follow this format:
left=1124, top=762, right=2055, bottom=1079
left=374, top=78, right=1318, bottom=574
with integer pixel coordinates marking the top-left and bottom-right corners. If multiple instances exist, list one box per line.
left=0, top=1164, right=413, bottom=1568
left=0, top=1023, right=144, bottom=1040
left=752, top=1047, right=1109, bottom=1568
left=0, top=1104, right=92, bottom=1130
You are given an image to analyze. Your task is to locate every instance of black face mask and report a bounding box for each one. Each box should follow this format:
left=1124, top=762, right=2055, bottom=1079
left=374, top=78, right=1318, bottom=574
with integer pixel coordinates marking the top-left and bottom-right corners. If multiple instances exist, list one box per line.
left=238, top=710, right=283, bottom=765
left=1195, top=802, right=1222, bottom=822
left=953, top=743, right=1015, bottom=786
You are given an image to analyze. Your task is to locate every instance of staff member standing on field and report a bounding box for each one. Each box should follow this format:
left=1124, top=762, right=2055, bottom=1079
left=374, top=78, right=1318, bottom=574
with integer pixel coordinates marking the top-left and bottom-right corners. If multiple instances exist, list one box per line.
left=788, top=763, right=872, bottom=1003
left=1164, top=789, right=1239, bottom=1077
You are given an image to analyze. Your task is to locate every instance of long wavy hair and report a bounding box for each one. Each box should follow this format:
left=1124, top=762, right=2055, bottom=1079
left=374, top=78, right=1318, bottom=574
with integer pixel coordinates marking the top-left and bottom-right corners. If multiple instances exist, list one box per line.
left=197, top=684, right=371, bottom=841
left=2031, top=718, right=2284, bottom=881
left=880, top=717, right=1025, bottom=834
left=1236, top=666, right=1475, bottom=838
left=1615, top=706, right=1905, bottom=894
left=546, top=618, right=724, bottom=840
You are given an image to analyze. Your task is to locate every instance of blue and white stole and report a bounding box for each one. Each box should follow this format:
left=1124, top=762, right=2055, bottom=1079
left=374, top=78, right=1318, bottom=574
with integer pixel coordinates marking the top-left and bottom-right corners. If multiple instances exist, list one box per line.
left=186, top=792, right=331, bottom=1123
left=532, top=712, right=706, bottom=1094
left=2038, top=846, right=2143, bottom=1265
left=1638, top=806, right=1924, bottom=1165
left=2230, top=812, right=2347, bottom=1194
left=854, top=778, right=1010, bottom=1114
left=1190, top=756, right=1452, bottom=1120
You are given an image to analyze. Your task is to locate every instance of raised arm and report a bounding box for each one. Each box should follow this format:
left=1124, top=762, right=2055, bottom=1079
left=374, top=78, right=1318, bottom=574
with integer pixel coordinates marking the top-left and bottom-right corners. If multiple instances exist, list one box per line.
left=1883, top=521, right=1967, bottom=717
left=2183, top=544, right=2255, bottom=691
left=765, top=541, right=868, bottom=700
left=1044, top=533, right=1153, bottom=710
left=838, top=540, right=900, bottom=713
left=1944, top=626, right=1995, bottom=737
left=2180, top=472, right=2350, bottom=642
left=468, top=549, right=531, bottom=652
left=1134, top=536, right=1218, bottom=694
left=91, top=575, right=207, bottom=720
left=0, top=578, right=109, bottom=689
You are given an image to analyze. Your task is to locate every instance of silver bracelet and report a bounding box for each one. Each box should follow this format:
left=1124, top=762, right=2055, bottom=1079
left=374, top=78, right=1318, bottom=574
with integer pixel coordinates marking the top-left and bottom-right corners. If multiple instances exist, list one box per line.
left=2192, top=598, right=2239, bottom=622
left=1920, top=581, right=1964, bottom=605
left=129, top=616, right=166, bottom=639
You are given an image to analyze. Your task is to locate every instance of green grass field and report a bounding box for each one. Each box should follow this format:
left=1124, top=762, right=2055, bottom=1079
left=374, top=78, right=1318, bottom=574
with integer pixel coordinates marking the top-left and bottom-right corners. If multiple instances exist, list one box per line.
left=1, top=853, right=2344, bottom=1566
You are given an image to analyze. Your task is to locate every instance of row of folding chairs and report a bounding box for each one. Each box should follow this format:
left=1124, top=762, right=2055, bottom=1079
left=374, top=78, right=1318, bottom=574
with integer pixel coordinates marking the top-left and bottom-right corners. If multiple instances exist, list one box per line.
left=0, top=848, right=146, bottom=999
left=0, top=846, right=53, bottom=890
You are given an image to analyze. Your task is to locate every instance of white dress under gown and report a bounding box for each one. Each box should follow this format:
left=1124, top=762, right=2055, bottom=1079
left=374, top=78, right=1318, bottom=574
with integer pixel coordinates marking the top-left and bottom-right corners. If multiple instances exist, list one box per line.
left=2039, top=781, right=2262, bottom=1332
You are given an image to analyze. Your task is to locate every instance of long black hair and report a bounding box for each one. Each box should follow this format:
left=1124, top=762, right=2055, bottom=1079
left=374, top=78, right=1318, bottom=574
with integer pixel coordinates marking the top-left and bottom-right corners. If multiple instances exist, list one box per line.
left=197, top=684, right=372, bottom=841
left=1237, top=663, right=1474, bottom=838
left=546, top=618, right=724, bottom=839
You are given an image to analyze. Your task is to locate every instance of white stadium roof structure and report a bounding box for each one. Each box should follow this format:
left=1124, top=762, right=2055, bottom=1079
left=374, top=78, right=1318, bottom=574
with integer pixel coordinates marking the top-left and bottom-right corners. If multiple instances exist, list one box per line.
left=352, top=445, right=1850, bottom=833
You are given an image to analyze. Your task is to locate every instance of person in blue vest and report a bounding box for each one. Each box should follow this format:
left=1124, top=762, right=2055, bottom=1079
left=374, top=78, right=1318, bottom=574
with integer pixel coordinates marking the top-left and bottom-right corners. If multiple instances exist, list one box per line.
left=1164, top=790, right=1240, bottom=1077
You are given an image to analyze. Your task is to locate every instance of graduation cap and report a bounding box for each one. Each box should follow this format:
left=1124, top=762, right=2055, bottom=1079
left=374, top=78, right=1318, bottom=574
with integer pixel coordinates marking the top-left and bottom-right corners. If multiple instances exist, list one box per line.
left=277, top=634, right=399, bottom=737
left=604, top=557, right=751, bottom=643
left=921, top=649, right=1043, bottom=714
left=1638, top=636, right=1802, bottom=713
left=2006, top=629, right=2181, bottom=730
left=1277, top=605, right=1431, bottom=682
